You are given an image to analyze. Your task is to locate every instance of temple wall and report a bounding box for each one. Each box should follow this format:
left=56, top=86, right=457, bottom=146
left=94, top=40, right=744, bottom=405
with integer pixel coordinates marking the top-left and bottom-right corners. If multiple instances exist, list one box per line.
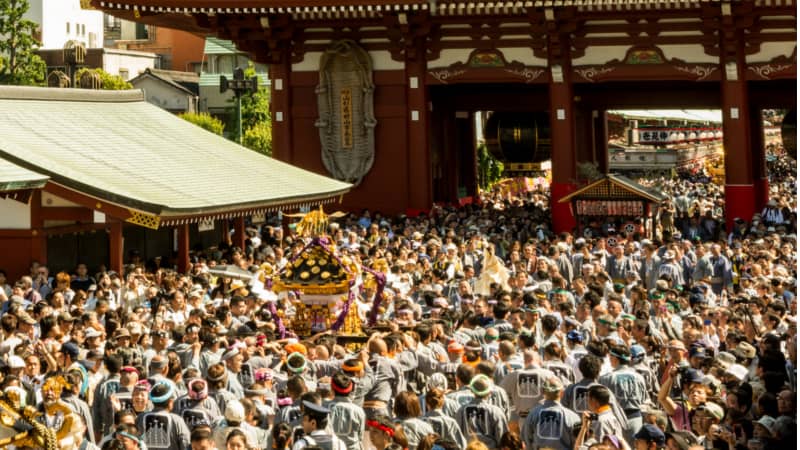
left=0, top=197, right=31, bottom=229
left=288, top=69, right=411, bottom=214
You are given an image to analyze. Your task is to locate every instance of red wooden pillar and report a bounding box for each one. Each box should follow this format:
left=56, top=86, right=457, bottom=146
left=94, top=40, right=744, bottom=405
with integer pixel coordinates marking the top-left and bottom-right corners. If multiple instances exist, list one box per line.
left=177, top=223, right=189, bottom=273
left=721, top=42, right=755, bottom=230
left=750, top=106, right=769, bottom=212
left=108, top=221, right=123, bottom=274
left=232, top=217, right=246, bottom=250
left=405, top=52, right=432, bottom=215
left=29, top=190, right=46, bottom=265
left=269, top=53, right=293, bottom=163
left=549, top=68, right=578, bottom=234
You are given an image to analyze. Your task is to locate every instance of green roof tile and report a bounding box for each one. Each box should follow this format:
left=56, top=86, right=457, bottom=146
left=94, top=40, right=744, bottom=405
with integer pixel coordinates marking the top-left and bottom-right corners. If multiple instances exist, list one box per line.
left=203, top=37, right=242, bottom=55
left=0, top=86, right=351, bottom=218
left=0, top=158, right=48, bottom=191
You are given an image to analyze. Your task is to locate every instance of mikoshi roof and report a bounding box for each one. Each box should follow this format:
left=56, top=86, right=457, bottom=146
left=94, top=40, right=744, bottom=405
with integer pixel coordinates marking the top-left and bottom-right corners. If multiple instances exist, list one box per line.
left=558, top=174, right=667, bottom=203
left=0, top=86, right=351, bottom=227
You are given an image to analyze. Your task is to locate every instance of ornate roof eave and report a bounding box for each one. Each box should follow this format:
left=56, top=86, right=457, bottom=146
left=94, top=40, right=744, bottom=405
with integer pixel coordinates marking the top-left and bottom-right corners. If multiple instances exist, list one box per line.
left=558, top=174, right=667, bottom=203
left=94, top=0, right=787, bottom=18
left=44, top=180, right=348, bottom=230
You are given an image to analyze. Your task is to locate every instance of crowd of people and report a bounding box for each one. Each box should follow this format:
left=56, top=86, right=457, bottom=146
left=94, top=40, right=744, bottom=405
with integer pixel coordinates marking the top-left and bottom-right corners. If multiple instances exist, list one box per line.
left=0, top=155, right=795, bottom=450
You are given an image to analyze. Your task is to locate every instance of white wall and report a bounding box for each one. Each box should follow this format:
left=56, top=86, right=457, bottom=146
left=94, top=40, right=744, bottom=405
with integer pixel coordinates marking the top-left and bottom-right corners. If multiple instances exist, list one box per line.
left=0, top=197, right=31, bottom=229
left=102, top=49, right=158, bottom=80
left=32, top=0, right=104, bottom=49
left=133, top=77, right=194, bottom=112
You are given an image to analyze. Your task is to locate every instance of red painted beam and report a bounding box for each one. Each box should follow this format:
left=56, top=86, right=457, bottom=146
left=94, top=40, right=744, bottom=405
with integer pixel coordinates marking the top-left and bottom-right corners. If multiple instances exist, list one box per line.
left=40, top=207, right=94, bottom=222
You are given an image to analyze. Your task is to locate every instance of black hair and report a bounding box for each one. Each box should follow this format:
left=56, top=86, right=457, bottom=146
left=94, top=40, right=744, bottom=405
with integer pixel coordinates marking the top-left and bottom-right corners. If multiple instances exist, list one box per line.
left=587, top=384, right=611, bottom=406
left=579, top=354, right=603, bottom=380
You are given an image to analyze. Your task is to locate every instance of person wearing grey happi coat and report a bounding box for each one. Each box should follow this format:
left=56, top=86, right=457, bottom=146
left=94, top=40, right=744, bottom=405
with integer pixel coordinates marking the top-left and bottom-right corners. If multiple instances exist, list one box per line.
left=606, top=246, right=635, bottom=283
left=325, top=373, right=366, bottom=450
left=173, top=379, right=221, bottom=429
left=443, top=385, right=474, bottom=418
left=137, top=383, right=191, bottom=450
left=638, top=246, right=662, bottom=291
left=598, top=345, right=648, bottom=442
left=493, top=343, right=524, bottom=384
left=394, top=391, right=435, bottom=450
left=483, top=377, right=512, bottom=421
left=562, top=355, right=628, bottom=430
left=277, top=352, right=318, bottom=393
left=444, top=365, right=477, bottom=418
left=500, top=350, right=557, bottom=424
left=656, top=251, right=684, bottom=287
left=92, top=366, right=121, bottom=438
left=424, top=388, right=468, bottom=449
left=363, top=341, right=404, bottom=418
left=426, top=408, right=468, bottom=448
left=456, top=375, right=509, bottom=449
left=522, top=375, right=580, bottom=450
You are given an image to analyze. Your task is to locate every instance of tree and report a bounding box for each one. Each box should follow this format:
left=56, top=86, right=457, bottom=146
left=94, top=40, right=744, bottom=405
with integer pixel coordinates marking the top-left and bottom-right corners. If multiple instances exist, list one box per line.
left=74, top=68, right=133, bottom=90
left=227, top=62, right=272, bottom=155
left=179, top=112, right=225, bottom=135
left=477, top=143, right=504, bottom=190
left=242, top=121, right=272, bottom=156
left=0, top=0, right=46, bottom=85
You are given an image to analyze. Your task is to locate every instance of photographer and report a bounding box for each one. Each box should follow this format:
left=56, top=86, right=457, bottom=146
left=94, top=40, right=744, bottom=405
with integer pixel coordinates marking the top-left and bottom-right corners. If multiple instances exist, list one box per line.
left=575, top=385, right=628, bottom=450
left=657, top=365, right=707, bottom=432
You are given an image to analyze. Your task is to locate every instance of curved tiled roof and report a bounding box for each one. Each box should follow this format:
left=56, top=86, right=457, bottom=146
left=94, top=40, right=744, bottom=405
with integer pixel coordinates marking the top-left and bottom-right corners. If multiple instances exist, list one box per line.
left=0, top=86, right=351, bottom=225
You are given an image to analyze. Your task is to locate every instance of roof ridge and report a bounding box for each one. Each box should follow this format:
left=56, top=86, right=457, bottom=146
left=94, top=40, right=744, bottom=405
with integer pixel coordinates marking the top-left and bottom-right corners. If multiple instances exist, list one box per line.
left=0, top=86, right=144, bottom=103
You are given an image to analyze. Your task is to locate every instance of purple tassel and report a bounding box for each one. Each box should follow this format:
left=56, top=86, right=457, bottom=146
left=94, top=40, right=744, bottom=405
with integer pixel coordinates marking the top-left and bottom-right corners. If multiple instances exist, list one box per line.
left=267, top=301, right=286, bottom=339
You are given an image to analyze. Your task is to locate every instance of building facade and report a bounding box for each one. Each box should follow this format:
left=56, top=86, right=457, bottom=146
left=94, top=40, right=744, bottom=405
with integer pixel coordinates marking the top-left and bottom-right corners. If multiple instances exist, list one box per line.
left=93, top=0, right=796, bottom=232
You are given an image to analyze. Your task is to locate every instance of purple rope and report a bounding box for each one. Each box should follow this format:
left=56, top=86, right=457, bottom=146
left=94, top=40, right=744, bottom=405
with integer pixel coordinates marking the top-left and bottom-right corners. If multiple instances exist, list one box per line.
left=365, top=268, right=387, bottom=327
left=266, top=299, right=286, bottom=339
left=330, top=281, right=356, bottom=331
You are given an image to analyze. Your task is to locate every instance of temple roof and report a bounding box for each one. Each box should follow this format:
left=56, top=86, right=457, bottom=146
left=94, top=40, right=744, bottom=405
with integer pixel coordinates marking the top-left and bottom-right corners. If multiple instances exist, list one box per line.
left=558, top=174, right=667, bottom=203
left=0, top=159, right=49, bottom=192
left=93, top=0, right=789, bottom=16
left=0, top=86, right=351, bottom=227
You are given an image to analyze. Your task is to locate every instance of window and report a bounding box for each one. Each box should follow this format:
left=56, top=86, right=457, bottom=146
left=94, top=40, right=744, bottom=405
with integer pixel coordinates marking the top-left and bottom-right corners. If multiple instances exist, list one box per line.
left=118, top=69, right=129, bottom=80
left=135, top=23, right=149, bottom=40
left=66, top=22, right=70, bottom=33
left=81, top=24, right=86, bottom=36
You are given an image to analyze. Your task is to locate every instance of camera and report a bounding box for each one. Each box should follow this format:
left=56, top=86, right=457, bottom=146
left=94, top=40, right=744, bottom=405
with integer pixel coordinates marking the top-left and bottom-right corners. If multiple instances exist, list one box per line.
left=588, top=413, right=598, bottom=421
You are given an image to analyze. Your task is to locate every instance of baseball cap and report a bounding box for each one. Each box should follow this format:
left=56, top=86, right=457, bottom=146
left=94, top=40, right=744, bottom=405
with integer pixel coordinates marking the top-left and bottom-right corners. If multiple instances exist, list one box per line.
left=566, top=330, right=584, bottom=343
left=7, top=355, right=25, bottom=369
left=697, top=402, right=724, bottom=421
left=635, top=424, right=666, bottom=446
left=85, top=328, right=102, bottom=339
left=733, top=342, right=757, bottom=360
left=61, top=342, right=80, bottom=359
left=726, top=364, right=749, bottom=381
left=753, top=416, right=776, bottom=436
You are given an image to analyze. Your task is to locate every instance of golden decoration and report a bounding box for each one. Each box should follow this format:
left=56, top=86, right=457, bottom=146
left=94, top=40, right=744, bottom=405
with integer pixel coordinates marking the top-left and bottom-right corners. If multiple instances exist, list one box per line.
left=321, top=271, right=331, bottom=280
left=300, top=272, right=310, bottom=280
left=311, top=266, right=321, bottom=274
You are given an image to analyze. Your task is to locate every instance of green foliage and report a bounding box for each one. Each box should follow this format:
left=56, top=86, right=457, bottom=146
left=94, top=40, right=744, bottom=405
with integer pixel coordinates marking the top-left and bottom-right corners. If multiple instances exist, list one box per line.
left=74, top=68, right=133, bottom=90
left=477, top=143, right=504, bottom=190
left=179, top=112, right=225, bottom=135
left=576, top=161, right=603, bottom=184
left=240, top=64, right=270, bottom=131
left=242, top=121, right=272, bottom=156
left=0, top=0, right=46, bottom=85
left=226, top=62, right=272, bottom=154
